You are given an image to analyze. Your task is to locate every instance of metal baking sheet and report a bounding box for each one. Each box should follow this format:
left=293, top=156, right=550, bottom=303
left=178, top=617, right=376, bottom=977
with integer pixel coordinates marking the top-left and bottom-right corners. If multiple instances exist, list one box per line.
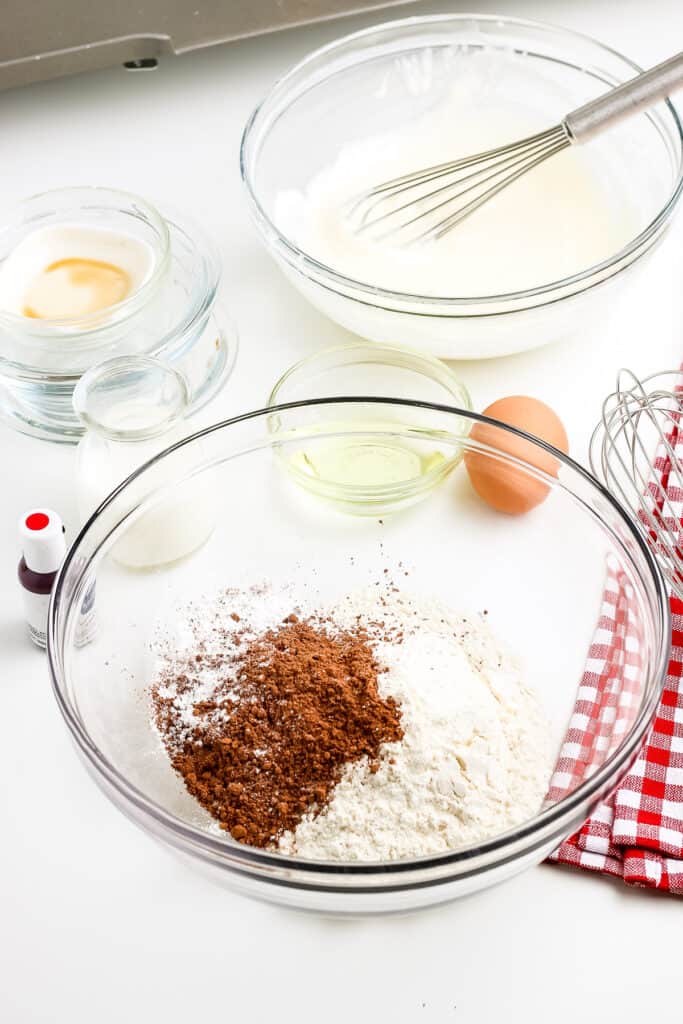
left=0, top=0, right=416, bottom=91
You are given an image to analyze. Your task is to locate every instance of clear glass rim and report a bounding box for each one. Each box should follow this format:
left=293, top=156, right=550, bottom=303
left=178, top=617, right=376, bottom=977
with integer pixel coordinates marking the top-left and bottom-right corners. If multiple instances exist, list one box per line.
left=240, top=13, right=683, bottom=314
left=267, top=340, right=473, bottom=408
left=0, top=186, right=172, bottom=335
left=72, top=355, right=191, bottom=441
left=47, top=397, right=671, bottom=885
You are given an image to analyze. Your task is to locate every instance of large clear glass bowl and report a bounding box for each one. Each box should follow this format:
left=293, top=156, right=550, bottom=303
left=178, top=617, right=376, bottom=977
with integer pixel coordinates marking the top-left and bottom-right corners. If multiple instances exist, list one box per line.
left=48, top=400, right=670, bottom=914
left=240, top=15, right=683, bottom=359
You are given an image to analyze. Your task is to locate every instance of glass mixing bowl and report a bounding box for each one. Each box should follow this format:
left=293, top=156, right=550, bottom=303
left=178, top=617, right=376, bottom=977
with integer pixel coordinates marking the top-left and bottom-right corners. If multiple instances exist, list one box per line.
left=241, top=15, right=683, bottom=359
left=48, top=401, right=669, bottom=914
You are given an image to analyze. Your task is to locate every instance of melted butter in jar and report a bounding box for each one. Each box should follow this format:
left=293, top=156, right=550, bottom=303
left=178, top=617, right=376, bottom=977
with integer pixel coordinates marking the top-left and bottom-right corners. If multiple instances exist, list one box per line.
left=23, top=257, right=132, bottom=319
left=0, top=224, right=155, bottom=324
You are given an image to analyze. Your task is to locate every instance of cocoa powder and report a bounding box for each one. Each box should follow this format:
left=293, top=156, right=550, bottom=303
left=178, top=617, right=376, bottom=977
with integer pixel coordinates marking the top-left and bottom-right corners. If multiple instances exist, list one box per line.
left=153, top=617, right=403, bottom=847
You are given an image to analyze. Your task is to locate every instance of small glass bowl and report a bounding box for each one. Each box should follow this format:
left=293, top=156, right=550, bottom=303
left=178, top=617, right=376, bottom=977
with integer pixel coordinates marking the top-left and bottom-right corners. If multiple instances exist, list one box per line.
left=241, top=14, right=683, bottom=359
left=0, top=186, right=171, bottom=340
left=267, top=342, right=472, bottom=514
left=0, top=188, right=237, bottom=442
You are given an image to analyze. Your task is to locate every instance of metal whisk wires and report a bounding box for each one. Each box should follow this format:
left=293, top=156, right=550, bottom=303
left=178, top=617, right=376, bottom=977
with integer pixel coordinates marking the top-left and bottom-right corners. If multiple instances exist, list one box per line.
left=590, top=369, right=683, bottom=597
left=347, top=125, right=570, bottom=245
left=346, top=52, right=683, bottom=245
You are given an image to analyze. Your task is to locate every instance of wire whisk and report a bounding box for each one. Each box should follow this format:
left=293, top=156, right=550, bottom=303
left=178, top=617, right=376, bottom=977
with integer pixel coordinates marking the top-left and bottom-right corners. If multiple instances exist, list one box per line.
left=347, top=51, right=683, bottom=245
left=590, top=369, right=683, bottom=598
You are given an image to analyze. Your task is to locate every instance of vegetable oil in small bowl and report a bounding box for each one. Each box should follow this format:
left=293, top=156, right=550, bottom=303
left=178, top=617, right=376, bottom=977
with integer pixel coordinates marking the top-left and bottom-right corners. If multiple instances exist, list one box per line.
left=267, top=343, right=471, bottom=515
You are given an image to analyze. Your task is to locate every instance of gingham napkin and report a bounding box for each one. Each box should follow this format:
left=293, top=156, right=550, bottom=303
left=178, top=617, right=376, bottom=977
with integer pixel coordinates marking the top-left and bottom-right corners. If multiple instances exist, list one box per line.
left=548, top=493, right=683, bottom=892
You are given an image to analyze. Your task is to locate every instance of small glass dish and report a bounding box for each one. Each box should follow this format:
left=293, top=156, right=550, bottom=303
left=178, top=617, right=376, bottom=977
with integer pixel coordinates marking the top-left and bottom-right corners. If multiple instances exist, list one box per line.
left=0, top=187, right=238, bottom=442
left=0, top=185, right=171, bottom=335
left=267, top=342, right=472, bottom=514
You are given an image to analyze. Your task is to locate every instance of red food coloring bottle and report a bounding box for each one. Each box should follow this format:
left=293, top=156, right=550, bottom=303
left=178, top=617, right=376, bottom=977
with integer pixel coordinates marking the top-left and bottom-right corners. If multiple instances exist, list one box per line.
left=18, top=508, right=66, bottom=648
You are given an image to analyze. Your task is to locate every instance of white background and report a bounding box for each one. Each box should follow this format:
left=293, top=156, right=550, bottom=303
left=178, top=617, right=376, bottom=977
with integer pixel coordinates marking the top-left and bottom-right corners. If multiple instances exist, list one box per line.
left=2, top=0, right=683, bottom=1020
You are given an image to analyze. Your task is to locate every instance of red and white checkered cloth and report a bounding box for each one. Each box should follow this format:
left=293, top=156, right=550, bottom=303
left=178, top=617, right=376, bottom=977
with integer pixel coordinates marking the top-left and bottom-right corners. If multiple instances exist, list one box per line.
left=549, top=423, right=683, bottom=893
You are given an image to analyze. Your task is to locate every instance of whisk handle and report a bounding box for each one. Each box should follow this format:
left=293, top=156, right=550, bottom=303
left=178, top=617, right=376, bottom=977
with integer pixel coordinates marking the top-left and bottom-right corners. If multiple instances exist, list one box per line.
left=564, top=51, right=683, bottom=143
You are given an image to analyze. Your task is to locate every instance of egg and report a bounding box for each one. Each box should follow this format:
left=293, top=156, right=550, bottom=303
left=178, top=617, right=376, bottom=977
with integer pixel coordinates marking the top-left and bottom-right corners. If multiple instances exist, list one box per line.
left=464, top=396, right=569, bottom=515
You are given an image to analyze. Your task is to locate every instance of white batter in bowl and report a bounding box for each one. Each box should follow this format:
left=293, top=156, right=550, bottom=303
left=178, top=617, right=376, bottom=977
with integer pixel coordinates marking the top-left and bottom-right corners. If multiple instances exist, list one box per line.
left=241, top=15, right=683, bottom=358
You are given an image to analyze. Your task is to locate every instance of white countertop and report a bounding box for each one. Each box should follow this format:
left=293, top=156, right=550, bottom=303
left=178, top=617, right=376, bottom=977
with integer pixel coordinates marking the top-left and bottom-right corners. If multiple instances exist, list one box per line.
left=2, top=0, right=683, bottom=1019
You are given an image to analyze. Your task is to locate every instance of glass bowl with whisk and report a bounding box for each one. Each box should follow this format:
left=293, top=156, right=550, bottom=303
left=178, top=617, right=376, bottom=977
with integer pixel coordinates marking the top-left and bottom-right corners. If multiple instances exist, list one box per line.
left=241, top=14, right=683, bottom=359
left=48, top=401, right=669, bottom=914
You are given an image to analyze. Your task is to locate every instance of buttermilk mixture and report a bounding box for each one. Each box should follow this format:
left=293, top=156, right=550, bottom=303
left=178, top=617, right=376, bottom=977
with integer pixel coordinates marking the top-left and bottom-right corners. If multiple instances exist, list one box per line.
left=274, top=74, right=636, bottom=297
left=150, top=581, right=552, bottom=861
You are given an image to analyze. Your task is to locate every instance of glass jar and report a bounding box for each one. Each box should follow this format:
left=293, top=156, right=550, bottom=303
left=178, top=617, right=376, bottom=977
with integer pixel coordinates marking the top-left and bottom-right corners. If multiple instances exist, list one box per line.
left=0, top=187, right=237, bottom=442
left=73, top=356, right=215, bottom=568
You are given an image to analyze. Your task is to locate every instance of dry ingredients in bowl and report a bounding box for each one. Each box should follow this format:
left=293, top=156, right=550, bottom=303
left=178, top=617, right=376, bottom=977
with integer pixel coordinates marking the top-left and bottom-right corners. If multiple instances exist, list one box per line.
left=150, top=583, right=553, bottom=861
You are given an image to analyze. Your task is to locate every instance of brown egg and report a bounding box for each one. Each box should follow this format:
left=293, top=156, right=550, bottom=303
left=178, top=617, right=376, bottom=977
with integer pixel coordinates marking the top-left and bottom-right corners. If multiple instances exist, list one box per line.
left=464, top=396, right=569, bottom=515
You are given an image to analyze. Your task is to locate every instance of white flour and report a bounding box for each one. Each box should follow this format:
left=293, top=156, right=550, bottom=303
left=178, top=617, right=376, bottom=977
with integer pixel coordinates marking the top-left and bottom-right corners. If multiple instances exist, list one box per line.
left=279, top=589, right=552, bottom=860
left=151, top=583, right=552, bottom=861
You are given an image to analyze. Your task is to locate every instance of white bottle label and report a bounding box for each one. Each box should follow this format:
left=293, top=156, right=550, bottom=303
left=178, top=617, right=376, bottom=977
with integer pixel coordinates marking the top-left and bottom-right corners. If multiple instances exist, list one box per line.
left=22, top=580, right=97, bottom=650
left=22, top=590, right=50, bottom=647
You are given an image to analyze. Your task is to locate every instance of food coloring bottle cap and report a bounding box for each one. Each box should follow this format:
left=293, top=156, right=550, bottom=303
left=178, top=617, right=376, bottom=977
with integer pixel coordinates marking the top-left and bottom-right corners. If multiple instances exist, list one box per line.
left=19, top=509, right=66, bottom=574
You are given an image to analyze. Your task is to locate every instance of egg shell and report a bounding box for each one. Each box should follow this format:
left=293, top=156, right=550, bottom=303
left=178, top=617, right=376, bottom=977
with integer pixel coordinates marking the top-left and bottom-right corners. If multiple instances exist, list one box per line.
left=464, top=396, right=569, bottom=515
